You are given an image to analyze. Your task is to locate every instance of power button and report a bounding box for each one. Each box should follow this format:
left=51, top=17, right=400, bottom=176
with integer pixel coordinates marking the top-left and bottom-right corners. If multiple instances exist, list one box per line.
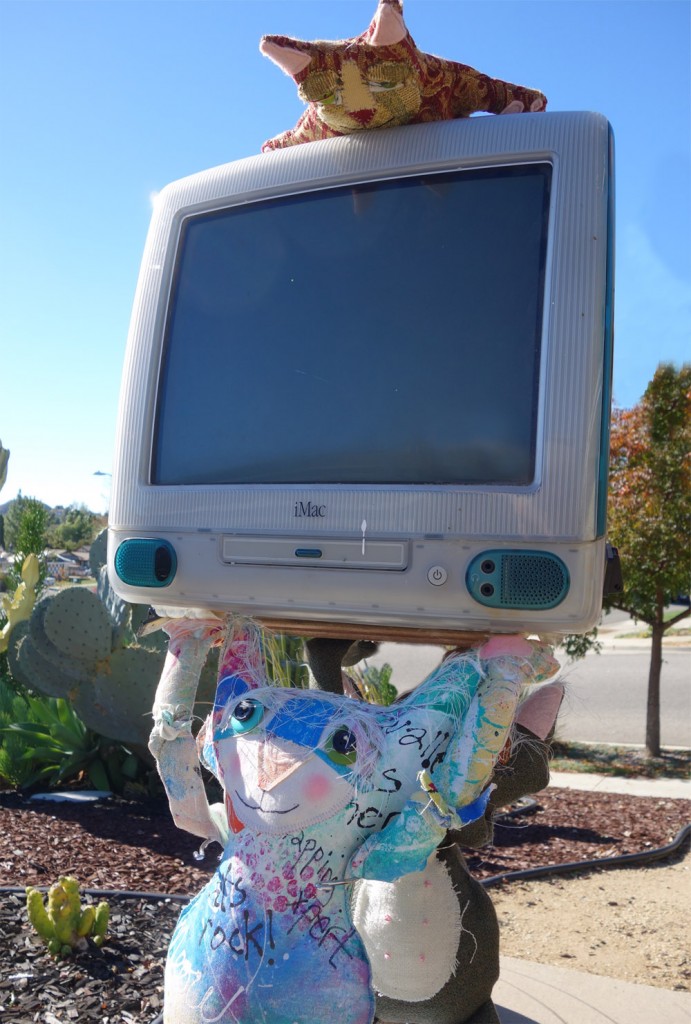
left=427, top=565, right=448, bottom=586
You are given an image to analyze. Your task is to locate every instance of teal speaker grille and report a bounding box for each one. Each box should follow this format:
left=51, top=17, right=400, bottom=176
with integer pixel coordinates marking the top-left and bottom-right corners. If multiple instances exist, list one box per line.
left=114, top=539, right=177, bottom=588
left=466, top=550, right=569, bottom=610
left=501, top=553, right=569, bottom=608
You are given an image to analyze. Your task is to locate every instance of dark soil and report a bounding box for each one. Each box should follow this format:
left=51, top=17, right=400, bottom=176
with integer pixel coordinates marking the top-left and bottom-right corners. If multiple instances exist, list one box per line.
left=1, top=787, right=689, bottom=1023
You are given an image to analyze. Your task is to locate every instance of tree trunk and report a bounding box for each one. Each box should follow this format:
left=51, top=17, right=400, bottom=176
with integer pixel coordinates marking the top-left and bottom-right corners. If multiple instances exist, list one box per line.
left=645, top=621, right=664, bottom=758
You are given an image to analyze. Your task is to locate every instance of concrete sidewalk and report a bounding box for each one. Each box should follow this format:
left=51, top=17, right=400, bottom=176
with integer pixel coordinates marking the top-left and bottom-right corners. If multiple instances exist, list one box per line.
left=595, top=610, right=691, bottom=651
left=549, top=769, right=690, bottom=799
left=493, top=771, right=690, bottom=1023
left=495, top=956, right=691, bottom=1024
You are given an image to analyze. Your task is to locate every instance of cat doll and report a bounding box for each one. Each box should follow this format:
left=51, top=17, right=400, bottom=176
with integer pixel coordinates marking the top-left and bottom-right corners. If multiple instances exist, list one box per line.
left=260, top=0, right=546, bottom=151
left=305, top=638, right=564, bottom=1024
left=149, top=617, right=558, bottom=1024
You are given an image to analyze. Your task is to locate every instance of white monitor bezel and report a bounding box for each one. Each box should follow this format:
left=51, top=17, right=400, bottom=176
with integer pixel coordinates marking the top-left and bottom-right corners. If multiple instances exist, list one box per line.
left=108, top=111, right=613, bottom=636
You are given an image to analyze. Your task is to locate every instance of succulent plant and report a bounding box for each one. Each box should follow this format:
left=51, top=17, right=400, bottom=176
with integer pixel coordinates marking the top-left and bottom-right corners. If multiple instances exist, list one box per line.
left=26, top=876, right=109, bottom=956
left=7, top=531, right=218, bottom=752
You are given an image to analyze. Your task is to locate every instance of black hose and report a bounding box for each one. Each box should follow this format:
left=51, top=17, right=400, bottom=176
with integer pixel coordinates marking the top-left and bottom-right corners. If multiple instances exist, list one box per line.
left=493, top=795, right=539, bottom=822
left=480, top=822, right=691, bottom=888
left=2, top=823, right=688, bottom=902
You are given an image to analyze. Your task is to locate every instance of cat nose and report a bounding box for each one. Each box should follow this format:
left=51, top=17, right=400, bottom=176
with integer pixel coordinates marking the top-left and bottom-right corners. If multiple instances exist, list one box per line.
left=257, top=738, right=305, bottom=791
left=348, top=108, right=376, bottom=126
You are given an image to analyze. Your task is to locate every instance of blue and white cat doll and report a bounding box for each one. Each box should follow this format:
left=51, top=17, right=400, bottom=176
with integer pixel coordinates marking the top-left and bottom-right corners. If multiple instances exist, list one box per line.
left=149, top=617, right=558, bottom=1024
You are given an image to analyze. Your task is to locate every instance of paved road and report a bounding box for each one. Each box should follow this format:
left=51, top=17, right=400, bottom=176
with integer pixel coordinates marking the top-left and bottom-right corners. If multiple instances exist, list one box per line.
left=366, top=642, right=690, bottom=749
left=555, top=648, right=690, bottom=748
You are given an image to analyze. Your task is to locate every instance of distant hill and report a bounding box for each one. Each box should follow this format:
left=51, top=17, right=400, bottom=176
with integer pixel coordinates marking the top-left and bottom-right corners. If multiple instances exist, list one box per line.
left=0, top=500, right=65, bottom=518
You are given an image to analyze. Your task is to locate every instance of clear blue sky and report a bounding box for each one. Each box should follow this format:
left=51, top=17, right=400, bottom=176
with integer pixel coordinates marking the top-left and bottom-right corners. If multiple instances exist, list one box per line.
left=1, top=0, right=689, bottom=511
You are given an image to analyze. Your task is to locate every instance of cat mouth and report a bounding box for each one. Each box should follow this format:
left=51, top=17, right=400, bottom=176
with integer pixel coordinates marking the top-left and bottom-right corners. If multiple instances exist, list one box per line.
left=234, top=789, right=300, bottom=815
left=344, top=113, right=400, bottom=131
left=322, top=110, right=402, bottom=133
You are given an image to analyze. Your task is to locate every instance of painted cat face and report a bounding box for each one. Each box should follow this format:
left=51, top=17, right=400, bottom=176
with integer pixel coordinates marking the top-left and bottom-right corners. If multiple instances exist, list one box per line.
left=201, top=622, right=559, bottom=867
left=202, top=670, right=462, bottom=840
left=205, top=678, right=381, bottom=835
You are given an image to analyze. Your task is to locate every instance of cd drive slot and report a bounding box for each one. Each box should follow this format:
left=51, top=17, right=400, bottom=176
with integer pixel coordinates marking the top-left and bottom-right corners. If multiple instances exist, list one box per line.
left=222, top=536, right=408, bottom=571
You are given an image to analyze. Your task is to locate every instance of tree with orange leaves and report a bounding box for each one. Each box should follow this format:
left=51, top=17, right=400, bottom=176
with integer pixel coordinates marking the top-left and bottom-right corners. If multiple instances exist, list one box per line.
left=607, top=363, right=690, bottom=757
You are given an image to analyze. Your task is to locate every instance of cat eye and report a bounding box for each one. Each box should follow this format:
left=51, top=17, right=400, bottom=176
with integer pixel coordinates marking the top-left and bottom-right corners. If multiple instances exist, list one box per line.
left=319, top=89, right=343, bottom=107
left=324, top=726, right=357, bottom=766
left=229, top=698, right=265, bottom=735
left=299, top=70, right=339, bottom=104
left=368, top=80, right=404, bottom=92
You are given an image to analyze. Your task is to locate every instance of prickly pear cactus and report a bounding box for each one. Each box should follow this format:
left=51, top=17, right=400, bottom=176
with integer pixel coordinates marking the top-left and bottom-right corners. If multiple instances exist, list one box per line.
left=26, top=876, right=109, bottom=956
left=0, top=553, right=40, bottom=654
left=7, top=531, right=218, bottom=750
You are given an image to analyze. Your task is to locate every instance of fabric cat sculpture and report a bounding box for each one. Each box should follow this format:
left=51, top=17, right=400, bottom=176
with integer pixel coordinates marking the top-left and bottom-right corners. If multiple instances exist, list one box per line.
left=305, top=638, right=564, bottom=1024
left=150, top=616, right=558, bottom=1024
left=260, top=0, right=546, bottom=151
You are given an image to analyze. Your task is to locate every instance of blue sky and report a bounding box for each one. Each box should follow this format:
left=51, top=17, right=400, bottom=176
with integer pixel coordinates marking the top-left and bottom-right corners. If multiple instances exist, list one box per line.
left=1, top=0, right=689, bottom=511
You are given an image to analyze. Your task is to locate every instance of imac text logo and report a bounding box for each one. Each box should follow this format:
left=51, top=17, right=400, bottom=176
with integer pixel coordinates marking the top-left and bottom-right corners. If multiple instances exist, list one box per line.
left=294, top=501, right=327, bottom=518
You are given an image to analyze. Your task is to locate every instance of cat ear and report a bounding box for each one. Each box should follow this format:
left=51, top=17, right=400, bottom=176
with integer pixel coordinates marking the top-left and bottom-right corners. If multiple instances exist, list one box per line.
left=260, top=36, right=314, bottom=77
left=368, top=0, right=407, bottom=47
left=515, top=681, right=564, bottom=740
left=216, top=616, right=269, bottom=693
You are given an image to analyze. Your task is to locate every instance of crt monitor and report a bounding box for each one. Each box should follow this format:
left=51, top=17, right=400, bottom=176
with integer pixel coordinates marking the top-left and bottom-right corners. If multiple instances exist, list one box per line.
left=108, top=110, right=614, bottom=640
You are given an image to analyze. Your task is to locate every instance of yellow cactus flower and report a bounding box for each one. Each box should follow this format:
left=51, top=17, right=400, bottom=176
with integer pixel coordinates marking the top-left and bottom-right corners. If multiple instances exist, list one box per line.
left=0, top=553, right=40, bottom=652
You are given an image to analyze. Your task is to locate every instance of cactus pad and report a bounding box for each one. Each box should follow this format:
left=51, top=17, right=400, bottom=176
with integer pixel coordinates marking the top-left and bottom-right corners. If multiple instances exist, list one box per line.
left=9, top=605, right=218, bottom=750
left=6, top=531, right=220, bottom=752
left=29, top=597, right=92, bottom=682
left=43, top=588, right=112, bottom=665
left=88, top=646, right=169, bottom=746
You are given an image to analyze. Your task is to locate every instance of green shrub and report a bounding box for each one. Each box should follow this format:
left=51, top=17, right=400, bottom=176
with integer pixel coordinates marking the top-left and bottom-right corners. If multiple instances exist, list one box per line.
left=0, top=688, right=145, bottom=792
left=264, top=632, right=309, bottom=689
left=346, top=661, right=398, bottom=705
left=0, top=675, right=36, bottom=787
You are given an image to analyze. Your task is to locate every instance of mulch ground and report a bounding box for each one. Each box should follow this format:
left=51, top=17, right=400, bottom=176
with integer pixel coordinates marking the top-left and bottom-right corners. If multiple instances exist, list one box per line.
left=1, top=786, right=689, bottom=1023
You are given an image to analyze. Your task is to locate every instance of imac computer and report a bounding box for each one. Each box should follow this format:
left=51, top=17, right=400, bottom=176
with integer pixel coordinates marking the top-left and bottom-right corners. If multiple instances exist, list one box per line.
left=108, top=110, right=614, bottom=640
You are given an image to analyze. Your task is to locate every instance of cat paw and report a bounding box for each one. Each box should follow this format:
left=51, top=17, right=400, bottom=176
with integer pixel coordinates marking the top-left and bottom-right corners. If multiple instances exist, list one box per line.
left=478, top=635, right=534, bottom=659
left=500, top=96, right=547, bottom=115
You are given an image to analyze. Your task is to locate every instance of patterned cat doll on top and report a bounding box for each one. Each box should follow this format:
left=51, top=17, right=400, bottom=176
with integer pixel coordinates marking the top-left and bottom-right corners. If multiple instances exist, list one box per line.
left=149, top=617, right=558, bottom=1024
left=260, top=0, right=546, bottom=151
